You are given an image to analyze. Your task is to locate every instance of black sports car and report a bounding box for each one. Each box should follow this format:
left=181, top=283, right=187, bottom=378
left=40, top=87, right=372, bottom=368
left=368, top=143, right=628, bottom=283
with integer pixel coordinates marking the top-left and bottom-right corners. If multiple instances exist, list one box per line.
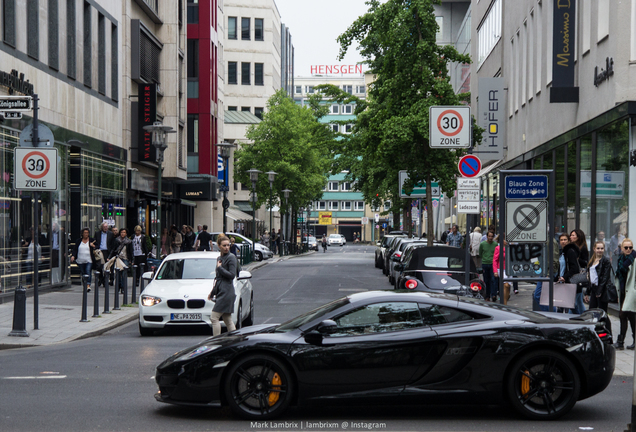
left=154, top=291, right=614, bottom=420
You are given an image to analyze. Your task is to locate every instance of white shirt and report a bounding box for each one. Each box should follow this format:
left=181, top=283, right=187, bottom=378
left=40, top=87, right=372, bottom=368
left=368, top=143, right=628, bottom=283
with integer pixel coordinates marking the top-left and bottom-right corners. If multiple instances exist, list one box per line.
left=590, top=262, right=599, bottom=285
left=77, top=241, right=91, bottom=264
left=133, top=235, right=143, bottom=257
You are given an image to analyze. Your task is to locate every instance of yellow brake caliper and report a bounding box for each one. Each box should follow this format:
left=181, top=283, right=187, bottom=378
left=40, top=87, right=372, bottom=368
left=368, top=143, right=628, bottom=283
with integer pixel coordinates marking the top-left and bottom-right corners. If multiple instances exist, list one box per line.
left=268, top=373, right=282, bottom=406
left=521, top=370, right=530, bottom=396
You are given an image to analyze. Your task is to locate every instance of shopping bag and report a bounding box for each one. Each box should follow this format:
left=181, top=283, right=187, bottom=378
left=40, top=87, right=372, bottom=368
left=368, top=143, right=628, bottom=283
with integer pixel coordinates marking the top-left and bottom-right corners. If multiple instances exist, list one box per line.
left=540, top=283, right=577, bottom=309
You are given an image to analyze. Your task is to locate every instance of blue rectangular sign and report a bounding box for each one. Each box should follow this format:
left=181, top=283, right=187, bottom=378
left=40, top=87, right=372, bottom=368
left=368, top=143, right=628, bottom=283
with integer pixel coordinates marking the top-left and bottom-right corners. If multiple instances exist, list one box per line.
left=505, top=175, right=548, bottom=199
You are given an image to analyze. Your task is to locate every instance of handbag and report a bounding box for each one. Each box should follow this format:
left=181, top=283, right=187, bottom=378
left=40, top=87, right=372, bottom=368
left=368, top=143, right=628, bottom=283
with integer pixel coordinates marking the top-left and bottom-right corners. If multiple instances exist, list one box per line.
left=93, top=249, right=105, bottom=265
left=602, top=282, right=619, bottom=303
left=540, top=283, right=577, bottom=309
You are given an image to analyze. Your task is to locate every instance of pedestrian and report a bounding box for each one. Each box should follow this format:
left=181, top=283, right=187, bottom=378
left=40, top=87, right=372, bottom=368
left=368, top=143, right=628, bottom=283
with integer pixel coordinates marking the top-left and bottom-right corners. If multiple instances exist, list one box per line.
left=23, top=228, right=42, bottom=286
left=170, top=225, right=183, bottom=254
left=110, top=228, right=132, bottom=293
left=481, top=225, right=495, bottom=242
left=270, top=230, right=278, bottom=254
left=585, top=240, right=613, bottom=337
left=570, top=229, right=589, bottom=314
left=277, top=228, right=283, bottom=253
left=441, top=228, right=450, bottom=244
left=559, top=232, right=582, bottom=313
left=70, top=228, right=96, bottom=292
left=469, top=227, right=482, bottom=270
left=229, top=236, right=240, bottom=256
left=160, top=227, right=171, bottom=256
left=94, top=222, right=115, bottom=287
left=479, top=231, right=497, bottom=301
left=596, top=230, right=610, bottom=258
left=182, top=226, right=195, bottom=252
left=493, top=233, right=511, bottom=304
left=616, top=238, right=636, bottom=350
left=261, top=230, right=270, bottom=248
left=322, top=234, right=328, bottom=253
left=112, top=226, right=119, bottom=238
left=208, top=234, right=237, bottom=337
left=131, top=225, right=148, bottom=288
left=195, top=225, right=213, bottom=251
left=610, top=225, right=625, bottom=272
left=446, top=225, right=462, bottom=248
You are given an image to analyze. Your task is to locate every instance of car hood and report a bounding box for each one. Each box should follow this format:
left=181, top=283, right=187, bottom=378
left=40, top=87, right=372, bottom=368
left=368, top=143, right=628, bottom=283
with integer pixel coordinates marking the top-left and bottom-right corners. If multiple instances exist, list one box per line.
left=143, top=279, right=215, bottom=298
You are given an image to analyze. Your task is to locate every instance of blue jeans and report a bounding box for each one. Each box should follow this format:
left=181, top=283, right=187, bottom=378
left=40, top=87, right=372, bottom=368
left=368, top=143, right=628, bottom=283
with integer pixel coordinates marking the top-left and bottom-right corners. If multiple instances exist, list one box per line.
left=533, top=282, right=549, bottom=311
left=571, top=292, right=586, bottom=314
left=78, top=262, right=93, bottom=286
left=482, top=264, right=497, bottom=298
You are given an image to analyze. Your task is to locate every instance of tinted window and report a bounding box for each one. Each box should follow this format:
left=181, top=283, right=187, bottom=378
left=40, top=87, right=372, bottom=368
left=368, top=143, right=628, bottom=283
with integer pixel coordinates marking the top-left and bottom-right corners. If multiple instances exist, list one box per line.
left=255, top=18, right=264, bottom=40
left=228, top=17, right=237, bottom=39
left=276, top=298, right=350, bottom=332
left=330, top=302, right=423, bottom=337
left=419, top=303, right=487, bottom=326
left=424, top=257, right=465, bottom=269
left=241, top=17, right=250, bottom=40
left=156, top=259, right=217, bottom=280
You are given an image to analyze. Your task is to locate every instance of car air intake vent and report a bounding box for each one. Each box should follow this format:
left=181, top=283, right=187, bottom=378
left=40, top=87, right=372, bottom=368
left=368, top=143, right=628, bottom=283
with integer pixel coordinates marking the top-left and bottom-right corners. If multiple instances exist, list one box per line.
left=167, top=300, right=186, bottom=309
left=143, top=315, right=163, bottom=322
left=187, top=299, right=206, bottom=309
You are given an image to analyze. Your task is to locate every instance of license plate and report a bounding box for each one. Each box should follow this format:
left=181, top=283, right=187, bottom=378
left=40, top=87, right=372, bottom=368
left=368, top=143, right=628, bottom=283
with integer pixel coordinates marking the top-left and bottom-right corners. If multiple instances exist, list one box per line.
left=170, top=313, right=202, bottom=321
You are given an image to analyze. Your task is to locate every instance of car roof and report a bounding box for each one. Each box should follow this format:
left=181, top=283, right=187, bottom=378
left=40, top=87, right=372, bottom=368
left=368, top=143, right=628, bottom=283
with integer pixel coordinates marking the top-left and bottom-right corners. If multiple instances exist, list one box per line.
left=163, top=251, right=221, bottom=261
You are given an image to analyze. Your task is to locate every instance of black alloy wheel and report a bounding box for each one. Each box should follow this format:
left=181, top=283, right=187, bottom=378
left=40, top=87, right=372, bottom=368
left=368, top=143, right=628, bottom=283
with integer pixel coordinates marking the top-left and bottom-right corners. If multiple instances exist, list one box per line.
left=507, top=350, right=580, bottom=420
left=236, top=303, right=243, bottom=330
left=225, top=354, right=294, bottom=419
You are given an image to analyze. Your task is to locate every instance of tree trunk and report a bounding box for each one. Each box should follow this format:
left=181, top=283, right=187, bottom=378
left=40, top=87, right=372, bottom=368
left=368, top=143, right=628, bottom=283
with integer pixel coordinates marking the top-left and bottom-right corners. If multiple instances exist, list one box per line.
left=403, top=199, right=412, bottom=237
left=426, top=173, right=434, bottom=246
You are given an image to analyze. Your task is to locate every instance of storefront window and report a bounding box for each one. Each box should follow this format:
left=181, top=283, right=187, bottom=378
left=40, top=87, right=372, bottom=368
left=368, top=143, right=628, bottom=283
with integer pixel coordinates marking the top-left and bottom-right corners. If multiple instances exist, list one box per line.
left=579, top=134, right=593, bottom=248
left=81, top=152, right=126, bottom=233
left=555, top=146, right=566, bottom=234
left=567, top=141, right=577, bottom=234
left=596, top=119, right=629, bottom=271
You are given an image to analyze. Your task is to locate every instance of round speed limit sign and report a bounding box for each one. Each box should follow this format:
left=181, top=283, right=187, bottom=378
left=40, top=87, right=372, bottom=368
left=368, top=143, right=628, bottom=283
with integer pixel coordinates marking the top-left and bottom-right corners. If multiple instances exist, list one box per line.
left=14, top=147, right=58, bottom=190
left=429, top=106, right=471, bottom=148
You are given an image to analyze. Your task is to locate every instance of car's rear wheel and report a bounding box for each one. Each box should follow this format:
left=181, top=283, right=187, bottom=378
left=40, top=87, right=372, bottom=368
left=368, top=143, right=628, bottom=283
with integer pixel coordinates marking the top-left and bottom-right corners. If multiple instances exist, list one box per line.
left=244, top=295, right=254, bottom=326
left=254, top=251, right=263, bottom=262
left=225, top=354, right=293, bottom=420
left=507, top=350, right=580, bottom=420
left=236, top=303, right=243, bottom=330
left=375, top=254, right=380, bottom=268
left=138, top=322, right=154, bottom=336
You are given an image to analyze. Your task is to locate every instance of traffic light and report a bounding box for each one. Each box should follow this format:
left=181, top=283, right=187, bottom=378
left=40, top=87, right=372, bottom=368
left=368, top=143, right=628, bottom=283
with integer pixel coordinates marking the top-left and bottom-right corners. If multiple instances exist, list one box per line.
left=630, top=150, right=636, bottom=167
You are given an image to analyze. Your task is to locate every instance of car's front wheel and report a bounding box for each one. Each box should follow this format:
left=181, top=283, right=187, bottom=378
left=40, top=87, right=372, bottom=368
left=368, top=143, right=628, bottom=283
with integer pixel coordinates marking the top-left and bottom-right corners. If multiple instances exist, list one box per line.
left=254, top=251, right=263, bottom=262
left=138, top=322, right=154, bottom=336
left=507, top=349, right=580, bottom=420
left=225, top=354, right=294, bottom=420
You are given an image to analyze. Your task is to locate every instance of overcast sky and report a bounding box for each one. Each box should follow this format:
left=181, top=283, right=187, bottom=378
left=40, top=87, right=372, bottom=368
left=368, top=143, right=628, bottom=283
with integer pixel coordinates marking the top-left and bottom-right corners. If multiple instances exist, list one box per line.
left=274, top=0, right=371, bottom=77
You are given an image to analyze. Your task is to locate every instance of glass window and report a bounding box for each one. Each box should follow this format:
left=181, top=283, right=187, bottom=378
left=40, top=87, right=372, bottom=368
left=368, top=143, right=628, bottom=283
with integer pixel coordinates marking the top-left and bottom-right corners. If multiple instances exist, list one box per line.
left=342, top=182, right=352, bottom=191
left=331, top=105, right=339, bottom=114
left=242, top=17, right=250, bottom=40
left=579, top=135, right=593, bottom=248
left=328, top=181, right=339, bottom=191
left=384, top=201, right=391, bottom=211
left=356, top=85, right=366, bottom=94
left=228, top=17, right=237, bottom=39
left=228, top=62, right=237, bottom=84
left=477, top=0, right=502, bottom=64
left=306, top=86, right=314, bottom=94
left=345, top=124, right=352, bottom=133
left=187, top=0, right=199, bottom=24
left=187, top=114, right=198, bottom=153
left=344, top=105, right=353, bottom=114
left=355, top=201, right=364, bottom=211
left=555, top=147, right=566, bottom=234
left=255, top=18, right=264, bottom=41
left=228, top=106, right=237, bottom=111
left=316, top=201, right=326, bottom=210
left=342, top=201, right=352, bottom=210
left=329, top=201, right=339, bottom=211
left=187, top=39, right=199, bottom=78
left=241, top=62, right=250, bottom=85
left=330, top=302, right=423, bottom=337
left=435, top=16, right=444, bottom=42
left=254, top=107, right=264, bottom=120
left=255, top=63, right=264, bottom=85
left=567, top=141, right=577, bottom=234
left=295, top=85, right=302, bottom=94
left=241, top=107, right=251, bottom=112
left=331, top=124, right=339, bottom=132
left=342, top=85, right=352, bottom=94
left=419, top=304, right=476, bottom=326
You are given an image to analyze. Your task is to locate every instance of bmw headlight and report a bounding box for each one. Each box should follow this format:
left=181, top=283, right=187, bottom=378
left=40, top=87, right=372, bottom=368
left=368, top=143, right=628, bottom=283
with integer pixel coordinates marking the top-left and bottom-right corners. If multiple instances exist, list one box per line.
left=175, top=345, right=221, bottom=362
left=141, top=294, right=162, bottom=307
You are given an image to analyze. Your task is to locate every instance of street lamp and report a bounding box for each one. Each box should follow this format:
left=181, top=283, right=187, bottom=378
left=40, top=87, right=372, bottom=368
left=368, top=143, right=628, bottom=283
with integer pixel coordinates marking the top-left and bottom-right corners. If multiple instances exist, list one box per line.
left=246, top=168, right=262, bottom=248
left=143, top=121, right=175, bottom=257
left=217, top=142, right=236, bottom=234
left=265, top=171, right=277, bottom=235
left=282, top=189, right=292, bottom=255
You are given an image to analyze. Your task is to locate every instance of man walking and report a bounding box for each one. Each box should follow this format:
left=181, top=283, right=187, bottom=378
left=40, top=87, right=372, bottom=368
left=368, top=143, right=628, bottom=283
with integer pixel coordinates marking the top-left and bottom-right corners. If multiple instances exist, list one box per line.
left=94, top=222, right=114, bottom=287
left=479, top=231, right=498, bottom=301
left=195, top=225, right=212, bottom=251
left=446, top=225, right=463, bottom=248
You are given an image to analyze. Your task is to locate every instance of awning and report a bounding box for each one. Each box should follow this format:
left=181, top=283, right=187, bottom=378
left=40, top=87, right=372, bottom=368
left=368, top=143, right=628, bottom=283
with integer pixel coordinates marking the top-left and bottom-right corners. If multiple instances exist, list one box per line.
left=180, top=199, right=197, bottom=207
left=226, top=207, right=261, bottom=222
left=614, top=212, right=628, bottom=224
left=478, top=160, right=504, bottom=178
left=444, top=215, right=458, bottom=224
left=234, top=201, right=254, bottom=212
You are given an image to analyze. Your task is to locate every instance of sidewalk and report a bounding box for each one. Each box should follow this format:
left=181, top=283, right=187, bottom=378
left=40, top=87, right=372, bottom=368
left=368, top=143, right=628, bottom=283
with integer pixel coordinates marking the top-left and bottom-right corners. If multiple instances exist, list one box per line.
left=0, top=252, right=307, bottom=350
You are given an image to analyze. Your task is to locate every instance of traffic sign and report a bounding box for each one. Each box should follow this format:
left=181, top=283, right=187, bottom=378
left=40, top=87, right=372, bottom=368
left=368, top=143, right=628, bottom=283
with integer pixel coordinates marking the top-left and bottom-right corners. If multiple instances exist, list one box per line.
left=457, top=178, right=481, bottom=190
left=0, top=96, right=32, bottom=112
left=14, top=147, right=59, bottom=191
left=361, top=217, right=369, bottom=225
left=458, top=154, right=482, bottom=178
left=458, top=190, right=479, bottom=201
left=399, top=171, right=440, bottom=198
left=506, top=201, right=548, bottom=242
left=19, top=123, right=55, bottom=147
left=374, top=213, right=380, bottom=222
left=1, top=112, right=22, bottom=119
left=505, top=175, right=548, bottom=200
left=457, top=202, right=480, bottom=214
left=429, top=106, right=471, bottom=148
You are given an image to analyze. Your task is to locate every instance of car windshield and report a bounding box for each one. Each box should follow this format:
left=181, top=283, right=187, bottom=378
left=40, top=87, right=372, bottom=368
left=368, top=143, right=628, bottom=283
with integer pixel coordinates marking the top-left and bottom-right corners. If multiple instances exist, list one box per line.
left=156, top=259, right=217, bottom=280
left=275, top=298, right=350, bottom=332
left=329, top=234, right=340, bottom=238
left=307, top=237, right=316, bottom=242
left=423, top=256, right=465, bottom=269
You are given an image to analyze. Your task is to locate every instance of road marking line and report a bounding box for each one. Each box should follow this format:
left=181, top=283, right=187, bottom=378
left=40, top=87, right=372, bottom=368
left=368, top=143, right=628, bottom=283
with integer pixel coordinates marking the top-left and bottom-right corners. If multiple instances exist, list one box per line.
left=1, top=376, right=67, bottom=379
left=338, top=288, right=368, bottom=292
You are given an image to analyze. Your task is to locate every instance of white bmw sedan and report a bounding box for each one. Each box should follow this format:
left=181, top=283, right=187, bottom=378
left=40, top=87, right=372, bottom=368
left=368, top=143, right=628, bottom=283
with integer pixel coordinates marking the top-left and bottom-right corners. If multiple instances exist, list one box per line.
left=138, top=252, right=254, bottom=336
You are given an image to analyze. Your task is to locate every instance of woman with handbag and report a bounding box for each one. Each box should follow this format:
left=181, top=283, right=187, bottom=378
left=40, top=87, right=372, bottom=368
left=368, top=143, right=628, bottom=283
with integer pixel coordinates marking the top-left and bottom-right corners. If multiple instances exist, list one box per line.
left=70, top=228, right=97, bottom=292
left=568, top=229, right=589, bottom=314
left=616, top=238, right=636, bottom=350
left=585, top=240, right=613, bottom=337
left=207, top=234, right=237, bottom=336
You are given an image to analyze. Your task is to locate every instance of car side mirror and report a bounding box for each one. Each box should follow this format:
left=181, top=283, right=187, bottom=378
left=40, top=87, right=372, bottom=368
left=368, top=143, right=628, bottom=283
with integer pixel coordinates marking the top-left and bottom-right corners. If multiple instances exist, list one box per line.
left=316, top=319, right=338, bottom=335
left=237, top=270, right=252, bottom=280
left=142, top=271, right=153, bottom=280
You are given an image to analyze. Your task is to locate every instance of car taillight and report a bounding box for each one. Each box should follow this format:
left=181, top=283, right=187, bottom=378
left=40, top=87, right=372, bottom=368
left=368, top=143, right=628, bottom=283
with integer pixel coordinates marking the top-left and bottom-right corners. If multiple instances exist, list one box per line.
left=405, top=280, right=417, bottom=290
left=470, top=282, right=482, bottom=292
left=395, top=252, right=401, bottom=258
left=597, top=332, right=608, bottom=338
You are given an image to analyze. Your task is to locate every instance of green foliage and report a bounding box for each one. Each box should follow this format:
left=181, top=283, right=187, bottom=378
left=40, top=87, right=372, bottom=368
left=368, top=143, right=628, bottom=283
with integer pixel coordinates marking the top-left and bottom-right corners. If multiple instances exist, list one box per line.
left=334, top=0, right=483, bottom=235
left=233, top=90, right=333, bottom=213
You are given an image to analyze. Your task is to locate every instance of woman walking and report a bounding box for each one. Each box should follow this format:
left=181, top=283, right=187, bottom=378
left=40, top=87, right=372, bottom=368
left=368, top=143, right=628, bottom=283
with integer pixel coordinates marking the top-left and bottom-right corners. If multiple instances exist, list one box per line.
left=131, top=225, right=148, bottom=289
left=182, top=226, right=195, bottom=252
left=70, top=228, right=96, bottom=292
left=616, top=238, right=636, bottom=350
left=208, top=234, right=237, bottom=336
left=111, top=228, right=133, bottom=294
left=569, top=229, right=589, bottom=314
left=585, top=240, right=613, bottom=336
left=161, top=227, right=171, bottom=256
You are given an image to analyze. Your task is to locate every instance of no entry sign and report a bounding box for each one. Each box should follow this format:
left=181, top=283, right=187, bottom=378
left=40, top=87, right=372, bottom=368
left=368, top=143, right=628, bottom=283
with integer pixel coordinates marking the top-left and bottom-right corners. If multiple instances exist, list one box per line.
left=429, top=106, right=471, bottom=148
left=458, top=154, right=482, bottom=178
left=14, top=147, right=58, bottom=190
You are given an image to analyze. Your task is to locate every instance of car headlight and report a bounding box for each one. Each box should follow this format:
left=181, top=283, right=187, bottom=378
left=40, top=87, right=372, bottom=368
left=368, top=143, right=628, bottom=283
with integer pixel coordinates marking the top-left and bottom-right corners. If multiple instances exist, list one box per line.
left=141, top=294, right=162, bottom=307
left=175, top=345, right=221, bottom=362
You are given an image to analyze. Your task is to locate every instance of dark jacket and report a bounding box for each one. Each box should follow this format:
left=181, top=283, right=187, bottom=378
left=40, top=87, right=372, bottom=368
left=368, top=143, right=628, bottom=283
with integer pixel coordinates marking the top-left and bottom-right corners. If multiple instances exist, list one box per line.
left=562, top=242, right=581, bottom=283
left=577, top=244, right=590, bottom=269
left=212, top=253, right=237, bottom=314
left=587, top=255, right=612, bottom=298
left=183, top=232, right=195, bottom=252
left=72, top=238, right=97, bottom=266
left=94, top=230, right=115, bottom=254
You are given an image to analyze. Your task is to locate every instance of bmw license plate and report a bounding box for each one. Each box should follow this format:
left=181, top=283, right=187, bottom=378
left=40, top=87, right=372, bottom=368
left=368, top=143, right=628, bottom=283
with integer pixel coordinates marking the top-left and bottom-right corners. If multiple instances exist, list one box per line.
left=170, top=313, right=202, bottom=321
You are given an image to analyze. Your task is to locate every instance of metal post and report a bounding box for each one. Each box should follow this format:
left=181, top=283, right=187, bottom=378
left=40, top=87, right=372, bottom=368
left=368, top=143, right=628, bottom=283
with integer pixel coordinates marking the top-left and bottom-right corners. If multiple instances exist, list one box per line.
left=80, top=274, right=89, bottom=322
left=8, top=286, right=29, bottom=337
left=32, top=94, right=40, bottom=330
left=139, top=263, right=146, bottom=295
left=549, top=169, right=556, bottom=313
left=498, top=175, right=504, bottom=304
left=113, top=268, right=120, bottom=310
left=92, top=270, right=99, bottom=317
left=103, top=270, right=111, bottom=314
left=465, top=220, right=471, bottom=286
left=123, top=264, right=129, bottom=305
left=269, top=184, right=273, bottom=234
left=156, top=157, right=162, bottom=258
left=132, top=264, right=138, bottom=303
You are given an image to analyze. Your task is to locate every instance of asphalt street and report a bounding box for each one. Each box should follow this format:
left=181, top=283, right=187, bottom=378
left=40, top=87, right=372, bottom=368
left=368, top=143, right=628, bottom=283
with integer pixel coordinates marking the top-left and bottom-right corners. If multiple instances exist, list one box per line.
left=0, top=244, right=632, bottom=432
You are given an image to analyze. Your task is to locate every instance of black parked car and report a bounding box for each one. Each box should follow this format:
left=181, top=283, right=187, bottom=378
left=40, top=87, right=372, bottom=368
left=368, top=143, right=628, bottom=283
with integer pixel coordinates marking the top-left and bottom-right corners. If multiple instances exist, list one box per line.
left=154, top=291, right=614, bottom=420
left=374, top=234, right=405, bottom=270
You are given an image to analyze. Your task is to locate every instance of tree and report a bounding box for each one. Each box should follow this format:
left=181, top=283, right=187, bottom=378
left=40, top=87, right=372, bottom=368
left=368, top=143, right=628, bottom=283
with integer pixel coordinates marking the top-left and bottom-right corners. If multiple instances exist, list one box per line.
left=233, top=89, right=333, bottom=238
left=336, top=0, right=483, bottom=244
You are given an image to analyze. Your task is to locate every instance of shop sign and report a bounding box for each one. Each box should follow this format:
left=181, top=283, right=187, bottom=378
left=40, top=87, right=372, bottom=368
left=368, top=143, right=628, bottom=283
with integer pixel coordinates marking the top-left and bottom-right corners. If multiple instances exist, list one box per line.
left=319, top=211, right=332, bottom=225
left=476, top=77, right=505, bottom=160
left=137, top=83, right=157, bottom=163
left=179, top=180, right=216, bottom=201
left=310, top=65, right=363, bottom=75
left=0, top=69, right=34, bottom=95
left=594, top=57, right=614, bottom=87
left=550, top=0, right=579, bottom=103
left=580, top=170, right=624, bottom=199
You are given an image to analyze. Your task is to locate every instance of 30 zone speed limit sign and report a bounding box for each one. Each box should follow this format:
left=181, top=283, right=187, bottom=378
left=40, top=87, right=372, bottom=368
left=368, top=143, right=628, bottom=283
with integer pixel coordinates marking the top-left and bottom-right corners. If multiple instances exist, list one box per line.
left=14, top=147, right=58, bottom=191
left=429, top=106, right=471, bottom=148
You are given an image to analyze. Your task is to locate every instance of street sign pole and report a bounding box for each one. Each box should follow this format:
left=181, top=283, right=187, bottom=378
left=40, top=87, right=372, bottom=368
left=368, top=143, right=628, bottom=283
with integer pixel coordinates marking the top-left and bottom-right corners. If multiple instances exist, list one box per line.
left=32, top=94, right=40, bottom=330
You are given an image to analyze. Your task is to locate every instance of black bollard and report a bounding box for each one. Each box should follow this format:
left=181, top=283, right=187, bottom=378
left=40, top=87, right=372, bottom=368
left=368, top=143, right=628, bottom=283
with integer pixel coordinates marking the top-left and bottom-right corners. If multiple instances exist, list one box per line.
left=132, top=264, right=137, bottom=304
left=80, top=274, right=89, bottom=322
left=139, top=263, right=146, bottom=295
left=92, top=270, right=100, bottom=318
left=123, top=264, right=129, bottom=305
left=8, top=285, right=29, bottom=337
left=103, top=269, right=111, bottom=314
left=113, top=268, right=120, bottom=311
